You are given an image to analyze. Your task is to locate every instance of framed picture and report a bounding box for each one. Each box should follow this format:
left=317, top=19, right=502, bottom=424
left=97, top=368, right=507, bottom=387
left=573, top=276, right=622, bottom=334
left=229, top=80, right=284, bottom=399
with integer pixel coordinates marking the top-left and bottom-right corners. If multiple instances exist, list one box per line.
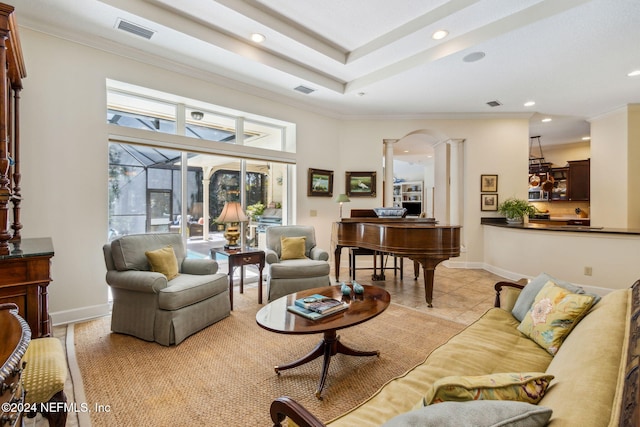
left=481, top=174, right=498, bottom=192
left=346, top=171, right=376, bottom=197
left=481, top=194, right=498, bottom=211
left=307, top=168, right=333, bottom=197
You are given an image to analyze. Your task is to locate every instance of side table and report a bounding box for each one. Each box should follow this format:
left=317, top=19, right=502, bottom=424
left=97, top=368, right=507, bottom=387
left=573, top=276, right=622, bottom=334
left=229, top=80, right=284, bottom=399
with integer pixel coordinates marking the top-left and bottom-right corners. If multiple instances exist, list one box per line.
left=211, top=247, right=265, bottom=310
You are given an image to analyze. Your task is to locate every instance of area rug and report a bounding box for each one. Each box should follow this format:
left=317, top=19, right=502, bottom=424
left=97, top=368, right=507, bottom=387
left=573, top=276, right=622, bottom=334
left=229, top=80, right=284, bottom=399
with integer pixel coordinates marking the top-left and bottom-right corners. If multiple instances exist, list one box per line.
left=72, top=286, right=466, bottom=426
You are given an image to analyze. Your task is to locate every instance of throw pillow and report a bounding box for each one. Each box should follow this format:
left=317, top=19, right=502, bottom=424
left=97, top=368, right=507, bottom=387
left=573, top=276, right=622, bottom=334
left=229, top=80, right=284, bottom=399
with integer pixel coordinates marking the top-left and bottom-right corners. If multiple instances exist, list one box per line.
left=424, top=372, right=554, bottom=405
left=145, top=245, right=180, bottom=280
left=382, top=400, right=552, bottom=427
left=280, top=236, right=306, bottom=260
left=517, top=280, right=595, bottom=355
left=511, top=272, right=587, bottom=322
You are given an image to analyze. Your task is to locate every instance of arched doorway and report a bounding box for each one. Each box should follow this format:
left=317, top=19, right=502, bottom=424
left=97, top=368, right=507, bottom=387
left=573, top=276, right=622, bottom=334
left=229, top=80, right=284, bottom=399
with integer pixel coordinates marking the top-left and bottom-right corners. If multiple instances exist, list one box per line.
left=386, top=129, right=464, bottom=226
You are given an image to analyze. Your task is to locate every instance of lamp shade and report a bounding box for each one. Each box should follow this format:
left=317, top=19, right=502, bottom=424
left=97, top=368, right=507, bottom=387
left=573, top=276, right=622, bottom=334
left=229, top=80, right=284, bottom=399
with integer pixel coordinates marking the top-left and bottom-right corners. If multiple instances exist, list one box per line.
left=334, top=194, right=350, bottom=203
left=216, top=201, right=248, bottom=223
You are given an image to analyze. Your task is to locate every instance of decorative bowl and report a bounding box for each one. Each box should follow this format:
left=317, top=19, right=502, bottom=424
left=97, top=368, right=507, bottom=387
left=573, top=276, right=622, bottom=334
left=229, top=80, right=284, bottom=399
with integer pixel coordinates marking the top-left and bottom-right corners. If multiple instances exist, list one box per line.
left=374, top=207, right=407, bottom=218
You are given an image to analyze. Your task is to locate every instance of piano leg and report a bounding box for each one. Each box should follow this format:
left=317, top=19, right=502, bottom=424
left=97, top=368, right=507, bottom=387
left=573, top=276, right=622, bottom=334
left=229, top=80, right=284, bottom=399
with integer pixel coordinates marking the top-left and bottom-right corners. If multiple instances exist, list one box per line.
left=412, top=256, right=450, bottom=308
left=334, top=245, right=343, bottom=282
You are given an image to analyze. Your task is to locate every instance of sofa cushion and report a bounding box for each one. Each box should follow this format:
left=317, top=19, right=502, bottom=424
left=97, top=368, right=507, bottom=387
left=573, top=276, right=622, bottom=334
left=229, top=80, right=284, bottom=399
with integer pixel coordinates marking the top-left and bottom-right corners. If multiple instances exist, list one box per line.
left=381, top=400, right=552, bottom=427
left=327, top=308, right=553, bottom=427
left=538, top=288, right=630, bottom=427
left=111, top=233, right=186, bottom=271
left=280, top=236, right=307, bottom=260
left=157, top=273, right=228, bottom=310
left=512, top=273, right=586, bottom=321
left=517, top=281, right=595, bottom=355
left=145, top=245, right=180, bottom=280
left=424, top=372, right=553, bottom=405
left=269, top=259, right=330, bottom=279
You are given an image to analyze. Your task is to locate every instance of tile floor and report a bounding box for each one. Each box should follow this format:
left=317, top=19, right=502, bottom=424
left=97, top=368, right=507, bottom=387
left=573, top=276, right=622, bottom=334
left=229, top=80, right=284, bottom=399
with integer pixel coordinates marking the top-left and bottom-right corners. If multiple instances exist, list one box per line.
left=43, top=255, right=509, bottom=426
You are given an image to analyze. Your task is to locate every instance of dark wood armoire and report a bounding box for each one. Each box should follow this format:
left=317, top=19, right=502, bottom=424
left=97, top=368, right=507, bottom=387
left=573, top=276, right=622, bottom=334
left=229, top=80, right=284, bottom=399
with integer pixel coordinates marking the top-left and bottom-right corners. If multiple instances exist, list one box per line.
left=0, top=3, right=26, bottom=255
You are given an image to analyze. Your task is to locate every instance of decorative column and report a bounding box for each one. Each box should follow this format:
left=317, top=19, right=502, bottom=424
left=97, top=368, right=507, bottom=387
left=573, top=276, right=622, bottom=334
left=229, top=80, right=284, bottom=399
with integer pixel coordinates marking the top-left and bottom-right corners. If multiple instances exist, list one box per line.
left=10, top=87, right=22, bottom=241
left=448, top=139, right=464, bottom=227
left=0, top=33, right=10, bottom=254
left=383, top=139, right=398, bottom=207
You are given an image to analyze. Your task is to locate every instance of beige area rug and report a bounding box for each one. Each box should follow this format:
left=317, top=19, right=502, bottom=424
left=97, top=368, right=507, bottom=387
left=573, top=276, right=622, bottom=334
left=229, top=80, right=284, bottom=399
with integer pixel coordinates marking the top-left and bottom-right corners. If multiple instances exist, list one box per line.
left=72, top=286, right=466, bottom=426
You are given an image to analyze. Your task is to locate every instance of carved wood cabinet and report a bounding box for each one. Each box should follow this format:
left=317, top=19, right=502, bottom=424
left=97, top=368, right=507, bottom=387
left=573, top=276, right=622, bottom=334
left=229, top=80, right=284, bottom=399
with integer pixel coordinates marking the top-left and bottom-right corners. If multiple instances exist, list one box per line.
left=0, top=4, right=26, bottom=256
left=0, top=238, right=54, bottom=338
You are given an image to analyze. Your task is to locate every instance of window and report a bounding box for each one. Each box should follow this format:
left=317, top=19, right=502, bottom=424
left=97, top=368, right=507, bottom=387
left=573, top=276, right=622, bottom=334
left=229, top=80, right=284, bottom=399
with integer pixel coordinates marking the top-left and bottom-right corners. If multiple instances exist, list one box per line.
left=106, top=80, right=295, bottom=255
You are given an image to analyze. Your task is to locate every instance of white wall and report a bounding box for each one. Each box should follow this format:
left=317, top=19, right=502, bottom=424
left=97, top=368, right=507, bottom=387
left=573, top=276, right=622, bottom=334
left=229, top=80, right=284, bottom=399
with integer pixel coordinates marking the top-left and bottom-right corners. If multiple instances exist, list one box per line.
left=542, top=141, right=590, bottom=167
left=590, top=108, right=628, bottom=228
left=18, top=28, right=341, bottom=323
left=483, top=226, right=640, bottom=293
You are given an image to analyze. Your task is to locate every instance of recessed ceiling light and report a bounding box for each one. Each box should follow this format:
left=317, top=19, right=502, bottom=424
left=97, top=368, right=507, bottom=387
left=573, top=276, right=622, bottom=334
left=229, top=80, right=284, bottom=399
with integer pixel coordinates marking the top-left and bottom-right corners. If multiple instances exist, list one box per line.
left=524, top=101, right=536, bottom=107
left=582, top=136, right=591, bottom=141
left=542, top=118, right=552, bottom=123
left=432, top=30, right=449, bottom=40
left=251, top=33, right=266, bottom=43
left=628, top=70, right=640, bottom=77
left=463, top=52, right=485, bottom=63
left=403, top=150, right=409, bottom=153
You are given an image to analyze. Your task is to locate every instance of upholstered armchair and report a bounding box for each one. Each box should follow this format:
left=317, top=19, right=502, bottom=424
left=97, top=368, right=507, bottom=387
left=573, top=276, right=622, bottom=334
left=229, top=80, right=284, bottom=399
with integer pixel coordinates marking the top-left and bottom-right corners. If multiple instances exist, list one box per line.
left=103, top=233, right=230, bottom=346
left=264, top=225, right=331, bottom=301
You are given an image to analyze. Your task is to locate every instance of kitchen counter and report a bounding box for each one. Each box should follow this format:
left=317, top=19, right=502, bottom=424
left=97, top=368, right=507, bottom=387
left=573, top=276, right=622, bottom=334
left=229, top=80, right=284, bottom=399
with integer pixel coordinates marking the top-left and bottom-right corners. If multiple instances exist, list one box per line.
left=481, top=217, right=640, bottom=235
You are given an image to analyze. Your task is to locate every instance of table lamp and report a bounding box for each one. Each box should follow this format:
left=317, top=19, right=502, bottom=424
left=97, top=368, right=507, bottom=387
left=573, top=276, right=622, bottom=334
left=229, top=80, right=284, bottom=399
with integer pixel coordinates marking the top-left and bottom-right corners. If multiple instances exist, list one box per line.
left=334, top=194, right=350, bottom=218
left=216, top=201, right=248, bottom=249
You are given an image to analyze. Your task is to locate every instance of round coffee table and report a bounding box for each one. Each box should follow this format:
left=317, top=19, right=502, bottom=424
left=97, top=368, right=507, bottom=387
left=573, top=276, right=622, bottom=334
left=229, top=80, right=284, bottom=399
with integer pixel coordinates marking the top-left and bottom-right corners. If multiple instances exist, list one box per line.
left=255, top=284, right=390, bottom=398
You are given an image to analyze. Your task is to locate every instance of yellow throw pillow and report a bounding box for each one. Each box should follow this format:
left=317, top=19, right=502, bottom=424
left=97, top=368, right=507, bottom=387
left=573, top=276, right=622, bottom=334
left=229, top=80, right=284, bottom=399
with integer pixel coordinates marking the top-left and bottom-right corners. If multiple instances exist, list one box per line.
left=517, top=280, right=595, bottom=355
left=424, top=372, right=554, bottom=405
left=145, top=245, right=180, bottom=280
left=280, top=236, right=306, bottom=260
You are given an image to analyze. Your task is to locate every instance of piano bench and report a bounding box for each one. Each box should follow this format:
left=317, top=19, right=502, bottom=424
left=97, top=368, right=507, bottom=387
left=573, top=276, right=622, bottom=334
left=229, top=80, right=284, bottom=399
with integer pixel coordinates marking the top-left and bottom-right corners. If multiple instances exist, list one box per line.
left=349, top=248, right=403, bottom=281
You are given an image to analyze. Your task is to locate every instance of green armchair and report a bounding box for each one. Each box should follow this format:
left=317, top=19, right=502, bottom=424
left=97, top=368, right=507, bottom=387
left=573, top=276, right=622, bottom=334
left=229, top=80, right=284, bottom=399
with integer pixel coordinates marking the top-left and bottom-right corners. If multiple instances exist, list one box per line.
left=103, top=233, right=230, bottom=345
left=265, top=225, right=331, bottom=301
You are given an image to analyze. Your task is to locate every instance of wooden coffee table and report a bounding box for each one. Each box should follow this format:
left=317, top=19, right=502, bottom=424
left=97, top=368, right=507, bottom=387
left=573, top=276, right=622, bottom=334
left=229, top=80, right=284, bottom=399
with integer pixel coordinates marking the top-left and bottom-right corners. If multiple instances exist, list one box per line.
left=255, top=284, right=390, bottom=398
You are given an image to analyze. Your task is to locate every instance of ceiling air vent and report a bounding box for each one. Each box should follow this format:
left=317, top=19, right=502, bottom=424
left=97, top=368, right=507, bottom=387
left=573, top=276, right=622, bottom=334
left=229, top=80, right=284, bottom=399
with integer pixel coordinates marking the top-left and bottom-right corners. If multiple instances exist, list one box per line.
left=116, top=18, right=155, bottom=40
left=486, top=100, right=502, bottom=107
left=294, top=85, right=315, bottom=95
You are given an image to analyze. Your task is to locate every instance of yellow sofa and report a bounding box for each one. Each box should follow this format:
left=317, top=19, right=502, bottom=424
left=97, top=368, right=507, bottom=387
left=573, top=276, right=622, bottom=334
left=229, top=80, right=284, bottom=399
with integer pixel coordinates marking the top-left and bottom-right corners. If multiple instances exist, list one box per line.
left=270, top=279, right=640, bottom=426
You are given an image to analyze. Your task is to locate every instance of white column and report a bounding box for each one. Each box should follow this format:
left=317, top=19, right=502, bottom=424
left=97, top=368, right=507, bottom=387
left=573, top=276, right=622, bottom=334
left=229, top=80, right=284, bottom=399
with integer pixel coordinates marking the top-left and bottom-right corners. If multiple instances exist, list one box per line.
left=383, top=139, right=398, bottom=207
left=202, top=166, right=212, bottom=240
left=448, top=139, right=464, bottom=226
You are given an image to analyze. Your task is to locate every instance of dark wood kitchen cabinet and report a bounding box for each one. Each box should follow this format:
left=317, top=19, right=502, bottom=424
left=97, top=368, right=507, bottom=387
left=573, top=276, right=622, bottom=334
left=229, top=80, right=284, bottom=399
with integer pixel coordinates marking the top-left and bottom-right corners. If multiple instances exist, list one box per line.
left=568, top=159, right=590, bottom=201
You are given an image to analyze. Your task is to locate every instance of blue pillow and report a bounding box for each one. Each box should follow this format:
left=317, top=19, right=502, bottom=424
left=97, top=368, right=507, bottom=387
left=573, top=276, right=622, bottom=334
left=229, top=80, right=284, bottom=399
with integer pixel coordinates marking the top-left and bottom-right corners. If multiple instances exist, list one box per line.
left=381, top=400, right=552, bottom=427
left=511, top=273, right=600, bottom=322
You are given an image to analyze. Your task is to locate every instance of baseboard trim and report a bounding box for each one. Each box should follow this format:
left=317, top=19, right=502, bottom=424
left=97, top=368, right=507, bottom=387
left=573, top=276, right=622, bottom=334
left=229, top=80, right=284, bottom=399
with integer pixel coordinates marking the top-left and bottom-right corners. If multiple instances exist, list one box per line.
left=51, top=303, right=111, bottom=327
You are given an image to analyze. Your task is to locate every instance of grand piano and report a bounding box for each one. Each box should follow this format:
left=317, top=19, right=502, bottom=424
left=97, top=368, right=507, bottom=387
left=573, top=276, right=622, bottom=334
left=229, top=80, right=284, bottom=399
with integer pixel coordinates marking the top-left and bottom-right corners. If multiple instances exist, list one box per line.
left=331, top=217, right=461, bottom=307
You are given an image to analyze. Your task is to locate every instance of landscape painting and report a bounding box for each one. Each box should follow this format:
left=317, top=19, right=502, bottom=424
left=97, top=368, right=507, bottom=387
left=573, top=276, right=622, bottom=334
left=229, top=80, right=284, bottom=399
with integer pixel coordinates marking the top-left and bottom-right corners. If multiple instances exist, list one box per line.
left=307, top=168, right=333, bottom=197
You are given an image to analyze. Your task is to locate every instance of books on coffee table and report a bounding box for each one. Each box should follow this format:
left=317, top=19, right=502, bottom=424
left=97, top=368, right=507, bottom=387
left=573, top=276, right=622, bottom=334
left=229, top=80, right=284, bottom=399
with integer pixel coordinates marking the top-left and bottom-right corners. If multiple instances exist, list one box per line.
left=288, top=295, right=348, bottom=320
left=294, top=294, right=344, bottom=313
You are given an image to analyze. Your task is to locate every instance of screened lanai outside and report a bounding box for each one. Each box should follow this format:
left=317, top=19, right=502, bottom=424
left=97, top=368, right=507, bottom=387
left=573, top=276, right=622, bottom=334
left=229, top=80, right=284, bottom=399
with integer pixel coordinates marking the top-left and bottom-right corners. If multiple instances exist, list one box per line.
left=106, top=80, right=295, bottom=261
left=108, top=142, right=288, bottom=258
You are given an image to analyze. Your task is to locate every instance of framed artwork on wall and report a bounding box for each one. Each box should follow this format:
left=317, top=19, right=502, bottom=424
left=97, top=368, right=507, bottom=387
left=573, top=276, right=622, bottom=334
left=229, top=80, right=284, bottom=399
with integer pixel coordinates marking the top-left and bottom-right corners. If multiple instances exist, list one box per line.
left=307, top=168, right=334, bottom=197
left=346, top=171, right=376, bottom=197
left=481, top=174, right=498, bottom=192
left=481, top=194, right=499, bottom=211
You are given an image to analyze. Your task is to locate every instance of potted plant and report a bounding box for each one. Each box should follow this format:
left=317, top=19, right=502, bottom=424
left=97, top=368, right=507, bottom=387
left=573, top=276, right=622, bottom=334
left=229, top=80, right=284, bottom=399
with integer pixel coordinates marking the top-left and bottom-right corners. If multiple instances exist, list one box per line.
left=498, top=197, right=537, bottom=224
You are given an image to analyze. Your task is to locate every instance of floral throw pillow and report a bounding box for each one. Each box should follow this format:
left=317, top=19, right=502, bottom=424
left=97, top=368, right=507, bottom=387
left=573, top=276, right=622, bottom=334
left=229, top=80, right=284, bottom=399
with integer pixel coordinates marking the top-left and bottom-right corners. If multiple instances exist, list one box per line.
left=424, top=372, right=554, bottom=405
left=517, top=280, right=596, bottom=355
